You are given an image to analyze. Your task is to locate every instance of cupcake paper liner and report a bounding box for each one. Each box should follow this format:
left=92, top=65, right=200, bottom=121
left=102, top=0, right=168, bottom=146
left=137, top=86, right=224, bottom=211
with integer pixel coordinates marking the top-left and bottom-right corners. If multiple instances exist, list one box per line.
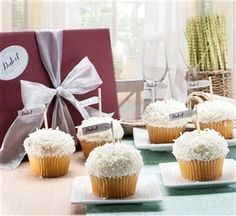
left=28, top=155, right=70, bottom=178
left=90, top=175, right=138, bottom=198
left=80, top=139, right=120, bottom=159
left=199, top=120, right=233, bottom=139
left=146, top=125, right=185, bottom=143
left=177, top=158, right=224, bottom=181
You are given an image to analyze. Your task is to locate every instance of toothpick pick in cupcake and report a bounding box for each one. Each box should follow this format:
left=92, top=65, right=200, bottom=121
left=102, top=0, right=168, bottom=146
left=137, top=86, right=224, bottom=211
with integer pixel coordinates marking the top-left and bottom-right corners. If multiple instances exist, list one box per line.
left=208, top=76, right=213, bottom=95
left=110, top=121, right=115, bottom=145
left=98, top=88, right=102, bottom=115
left=194, top=105, right=200, bottom=132
left=42, top=105, right=48, bottom=129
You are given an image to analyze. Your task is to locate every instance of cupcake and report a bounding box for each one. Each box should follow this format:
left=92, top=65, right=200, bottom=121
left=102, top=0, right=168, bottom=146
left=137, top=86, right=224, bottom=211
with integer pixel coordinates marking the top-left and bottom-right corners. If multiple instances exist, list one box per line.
left=141, top=99, right=189, bottom=143
left=77, top=116, right=124, bottom=158
left=23, top=128, right=75, bottom=177
left=172, top=129, right=229, bottom=181
left=85, top=143, right=143, bottom=198
left=197, top=100, right=236, bottom=139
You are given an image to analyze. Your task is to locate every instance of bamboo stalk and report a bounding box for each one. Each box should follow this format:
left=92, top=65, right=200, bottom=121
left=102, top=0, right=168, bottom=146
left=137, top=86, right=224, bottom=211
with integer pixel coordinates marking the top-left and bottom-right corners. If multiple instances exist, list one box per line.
left=186, top=14, right=229, bottom=72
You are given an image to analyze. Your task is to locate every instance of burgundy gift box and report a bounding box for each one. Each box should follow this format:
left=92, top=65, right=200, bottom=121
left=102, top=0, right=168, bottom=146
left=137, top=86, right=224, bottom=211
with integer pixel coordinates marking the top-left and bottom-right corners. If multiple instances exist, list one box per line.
left=0, top=29, right=119, bottom=147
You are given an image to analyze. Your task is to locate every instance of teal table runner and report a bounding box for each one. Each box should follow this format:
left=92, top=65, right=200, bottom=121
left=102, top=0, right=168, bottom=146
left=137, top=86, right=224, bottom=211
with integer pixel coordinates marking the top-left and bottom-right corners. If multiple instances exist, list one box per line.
left=87, top=137, right=236, bottom=215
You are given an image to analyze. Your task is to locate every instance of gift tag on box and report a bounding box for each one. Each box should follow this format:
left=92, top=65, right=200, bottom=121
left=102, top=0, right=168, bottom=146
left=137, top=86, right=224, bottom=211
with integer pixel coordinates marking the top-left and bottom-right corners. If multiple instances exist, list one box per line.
left=0, top=45, right=29, bottom=81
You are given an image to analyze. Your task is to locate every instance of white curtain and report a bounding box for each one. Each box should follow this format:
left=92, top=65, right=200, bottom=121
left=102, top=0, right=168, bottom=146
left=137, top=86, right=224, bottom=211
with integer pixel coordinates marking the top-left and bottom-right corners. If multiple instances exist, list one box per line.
left=142, top=1, right=188, bottom=102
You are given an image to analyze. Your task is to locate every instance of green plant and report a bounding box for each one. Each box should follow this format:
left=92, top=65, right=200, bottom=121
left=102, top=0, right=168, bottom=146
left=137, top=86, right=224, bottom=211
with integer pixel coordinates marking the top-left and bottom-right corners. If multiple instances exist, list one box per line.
left=186, top=15, right=229, bottom=71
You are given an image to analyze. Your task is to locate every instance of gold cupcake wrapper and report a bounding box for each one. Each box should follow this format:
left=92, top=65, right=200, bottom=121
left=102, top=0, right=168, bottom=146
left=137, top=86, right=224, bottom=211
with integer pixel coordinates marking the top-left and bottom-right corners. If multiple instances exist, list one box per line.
left=199, top=120, right=233, bottom=139
left=178, top=158, right=224, bottom=181
left=80, top=139, right=120, bottom=159
left=28, top=155, right=70, bottom=178
left=90, top=175, right=138, bottom=198
left=146, top=125, right=185, bottom=144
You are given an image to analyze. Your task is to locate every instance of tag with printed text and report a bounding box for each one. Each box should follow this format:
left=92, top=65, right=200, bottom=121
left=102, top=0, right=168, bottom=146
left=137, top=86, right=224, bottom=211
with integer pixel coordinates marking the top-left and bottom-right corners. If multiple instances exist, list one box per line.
left=18, top=107, right=43, bottom=116
left=187, top=80, right=210, bottom=90
left=82, top=122, right=111, bottom=135
left=144, top=81, right=156, bottom=90
left=169, top=110, right=196, bottom=121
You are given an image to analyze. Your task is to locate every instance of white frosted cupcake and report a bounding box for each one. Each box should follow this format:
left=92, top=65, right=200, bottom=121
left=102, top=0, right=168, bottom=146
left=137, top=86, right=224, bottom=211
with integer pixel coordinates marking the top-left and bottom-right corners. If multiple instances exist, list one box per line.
left=173, top=129, right=229, bottom=181
left=142, top=99, right=189, bottom=143
left=24, top=128, right=75, bottom=177
left=85, top=143, right=143, bottom=198
left=77, top=116, right=124, bottom=158
left=197, top=100, right=236, bottom=139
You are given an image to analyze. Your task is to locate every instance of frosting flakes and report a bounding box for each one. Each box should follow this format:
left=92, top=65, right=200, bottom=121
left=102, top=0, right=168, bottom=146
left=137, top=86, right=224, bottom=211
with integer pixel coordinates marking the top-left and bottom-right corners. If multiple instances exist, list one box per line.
left=85, top=143, right=143, bottom=178
left=23, top=128, right=75, bottom=157
left=197, top=100, right=236, bottom=123
left=172, top=129, right=229, bottom=161
left=142, top=99, right=189, bottom=128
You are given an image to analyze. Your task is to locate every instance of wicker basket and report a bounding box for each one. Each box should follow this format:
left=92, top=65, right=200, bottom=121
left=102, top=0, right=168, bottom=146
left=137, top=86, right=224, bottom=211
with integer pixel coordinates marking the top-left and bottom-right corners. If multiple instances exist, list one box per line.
left=185, top=70, right=232, bottom=97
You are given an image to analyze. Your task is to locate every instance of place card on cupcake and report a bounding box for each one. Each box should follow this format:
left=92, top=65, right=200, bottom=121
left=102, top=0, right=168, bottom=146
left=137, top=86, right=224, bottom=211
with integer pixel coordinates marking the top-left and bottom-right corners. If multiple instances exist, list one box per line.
left=141, top=99, right=189, bottom=143
left=77, top=116, right=124, bottom=158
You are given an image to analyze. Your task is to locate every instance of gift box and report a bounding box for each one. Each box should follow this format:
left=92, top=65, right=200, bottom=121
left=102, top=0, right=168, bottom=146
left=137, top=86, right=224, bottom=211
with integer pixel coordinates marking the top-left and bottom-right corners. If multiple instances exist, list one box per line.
left=0, top=29, right=119, bottom=168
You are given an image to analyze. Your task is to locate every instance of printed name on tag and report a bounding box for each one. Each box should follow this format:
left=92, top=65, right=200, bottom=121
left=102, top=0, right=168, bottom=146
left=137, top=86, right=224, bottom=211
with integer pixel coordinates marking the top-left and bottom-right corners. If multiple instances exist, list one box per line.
left=18, top=107, right=43, bottom=116
left=169, top=110, right=196, bottom=121
left=144, top=81, right=156, bottom=90
left=78, top=97, right=100, bottom=107
left=1, top=45, right=29, bottom=80
left=187, top=80, right=210, bottom=90
left=82, top=122, right=111, bottom=135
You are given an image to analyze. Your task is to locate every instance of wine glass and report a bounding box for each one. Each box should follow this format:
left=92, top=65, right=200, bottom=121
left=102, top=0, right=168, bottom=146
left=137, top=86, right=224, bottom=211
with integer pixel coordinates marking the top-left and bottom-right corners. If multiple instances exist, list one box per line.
left=142, top=37, right=168, bottom=102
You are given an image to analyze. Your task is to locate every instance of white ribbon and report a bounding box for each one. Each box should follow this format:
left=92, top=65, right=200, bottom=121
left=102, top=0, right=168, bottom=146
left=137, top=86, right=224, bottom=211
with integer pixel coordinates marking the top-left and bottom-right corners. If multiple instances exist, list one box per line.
left=21, top=57, right=102, bottom=120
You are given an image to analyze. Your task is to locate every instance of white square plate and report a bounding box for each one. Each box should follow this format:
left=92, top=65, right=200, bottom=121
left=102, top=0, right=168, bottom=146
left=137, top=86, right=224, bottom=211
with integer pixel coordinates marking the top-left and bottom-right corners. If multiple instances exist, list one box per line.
left=159, top=159, right=236, bottom=188
left=133, top=127, right=236, bottom=152
left=133, top=127, right=173, bottom=152
left=71, top=175, right=162, bottom=204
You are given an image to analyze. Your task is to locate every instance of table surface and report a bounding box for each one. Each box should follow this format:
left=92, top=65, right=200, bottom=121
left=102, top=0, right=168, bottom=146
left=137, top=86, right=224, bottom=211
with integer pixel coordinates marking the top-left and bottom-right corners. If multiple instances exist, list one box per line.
left=1, top=137, right=236, bottom=216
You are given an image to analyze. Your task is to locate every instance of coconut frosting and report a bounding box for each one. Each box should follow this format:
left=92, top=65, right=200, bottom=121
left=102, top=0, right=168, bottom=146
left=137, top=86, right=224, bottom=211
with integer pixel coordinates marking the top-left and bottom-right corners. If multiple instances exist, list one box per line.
left=23, top=128, right=75, bottom=157
left=197, top=100, right=236, bottom=123
left=172, top=129, right=229, bottom=161
left=85, top=143, right=143, bottom=178
left=141, top=99, right=189, bottom=128
left=77, top=116, right=124, bottom=142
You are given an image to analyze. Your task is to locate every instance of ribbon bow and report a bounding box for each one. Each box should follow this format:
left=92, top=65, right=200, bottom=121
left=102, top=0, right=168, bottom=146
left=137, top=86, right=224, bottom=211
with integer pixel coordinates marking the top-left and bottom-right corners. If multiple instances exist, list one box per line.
left=0, top=31, right=103, bottom=169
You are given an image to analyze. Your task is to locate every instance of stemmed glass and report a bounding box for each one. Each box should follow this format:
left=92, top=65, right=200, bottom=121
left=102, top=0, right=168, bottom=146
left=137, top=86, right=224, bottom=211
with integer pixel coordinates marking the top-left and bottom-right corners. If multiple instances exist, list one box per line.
left=142, top=37, right=168, bottom=102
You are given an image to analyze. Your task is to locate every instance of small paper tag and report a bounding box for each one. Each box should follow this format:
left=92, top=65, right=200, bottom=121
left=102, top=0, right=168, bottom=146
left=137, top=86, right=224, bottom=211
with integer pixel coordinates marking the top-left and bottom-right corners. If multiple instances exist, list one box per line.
left=144, top=81, right=156, bottom=90
left=18, top=107, right=43, bottom=116
left=169, top=110, right=196, bottom=121
left=187, top=80, right=210, bottom=90
left=82, top=122, right=111, bottom=135
left=78, top=96, right=99, bottom=107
